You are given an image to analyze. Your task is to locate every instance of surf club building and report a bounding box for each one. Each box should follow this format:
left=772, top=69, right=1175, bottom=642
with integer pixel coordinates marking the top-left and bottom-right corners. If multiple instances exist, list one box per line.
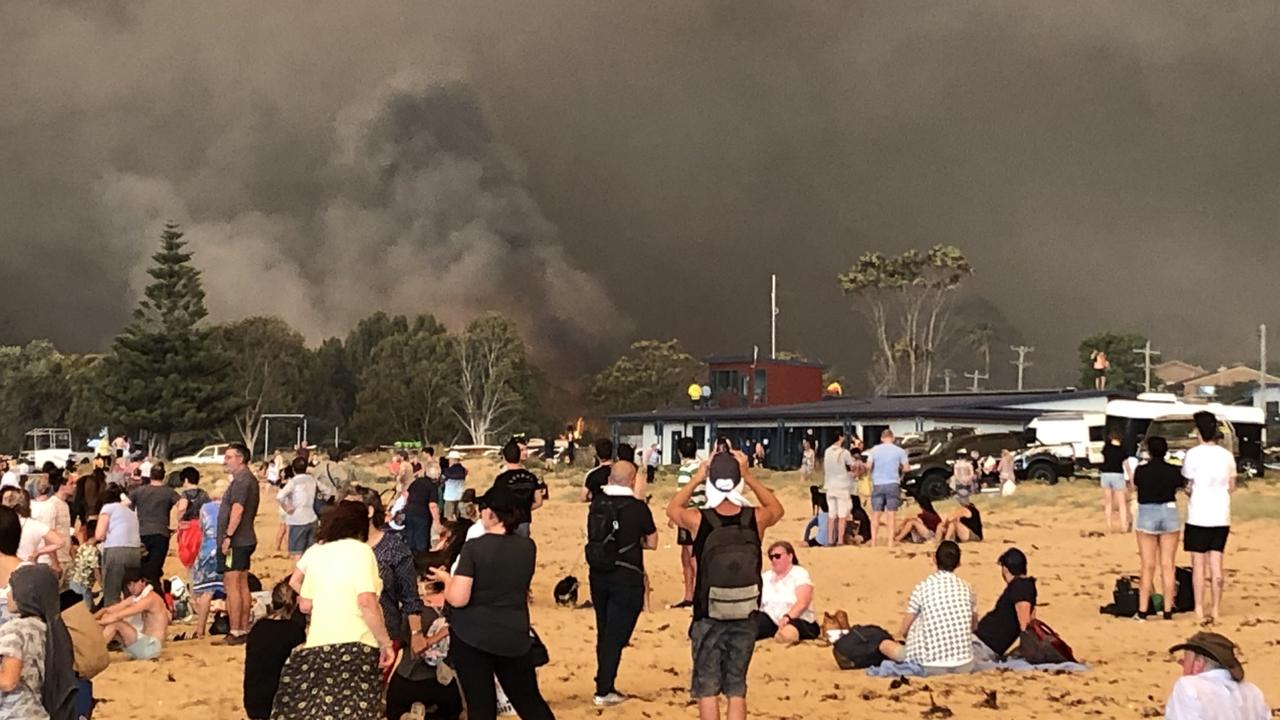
left=608, top=355, right=1118, bottom=468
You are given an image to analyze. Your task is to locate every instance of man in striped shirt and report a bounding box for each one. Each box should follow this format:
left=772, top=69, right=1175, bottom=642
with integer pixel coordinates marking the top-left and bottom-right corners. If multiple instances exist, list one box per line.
left=671, top=436, right=705, bottom=609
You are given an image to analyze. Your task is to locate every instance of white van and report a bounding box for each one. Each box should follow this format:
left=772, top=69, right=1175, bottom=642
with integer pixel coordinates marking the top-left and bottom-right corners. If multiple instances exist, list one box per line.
left=1027, top=412, right=1106, bottom=465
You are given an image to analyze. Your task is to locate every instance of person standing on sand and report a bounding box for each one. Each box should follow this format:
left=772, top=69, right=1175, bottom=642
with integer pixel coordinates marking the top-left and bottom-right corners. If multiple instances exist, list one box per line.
left=216, top=443, right=259, bottom=646
left=672, top=437, right=705, bottom=609
left=581, top=439, right=615, bottom=503
left=865, top=429, right=909, bottom=547
left=129, top=465, right=179, bottom=589
left=585, top=460, right=657, bottom=707
left=667, top=446, right=784, bottom=720
left=821, top=431, right=855, bottom=547
left=1100, top=430, right=1131, bottom=534
left=1164, top=631, right=1268, bottom=719
left=1181, top=411, right=1236, bottom=625
left=1133, top=436, right=1183, bottom=621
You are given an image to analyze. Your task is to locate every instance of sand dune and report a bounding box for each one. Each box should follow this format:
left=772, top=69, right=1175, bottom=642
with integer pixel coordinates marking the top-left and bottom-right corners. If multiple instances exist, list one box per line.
left=93, top=469, right=1279, bottom=719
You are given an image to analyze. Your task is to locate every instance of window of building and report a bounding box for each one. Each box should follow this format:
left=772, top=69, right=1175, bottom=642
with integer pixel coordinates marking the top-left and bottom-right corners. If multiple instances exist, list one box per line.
left=712, top=369, right=741, bottom=395
left=753, top=368, right=767, bottom=404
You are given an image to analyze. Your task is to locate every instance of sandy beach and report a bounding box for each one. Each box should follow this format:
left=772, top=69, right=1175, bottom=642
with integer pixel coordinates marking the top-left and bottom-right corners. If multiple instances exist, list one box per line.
left=92, top=467, right=1280, bottom=720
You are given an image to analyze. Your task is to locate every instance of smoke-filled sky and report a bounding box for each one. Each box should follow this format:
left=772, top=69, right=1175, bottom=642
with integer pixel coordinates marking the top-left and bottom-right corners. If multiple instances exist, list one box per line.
left=4, top=1, right=1280, bottom=387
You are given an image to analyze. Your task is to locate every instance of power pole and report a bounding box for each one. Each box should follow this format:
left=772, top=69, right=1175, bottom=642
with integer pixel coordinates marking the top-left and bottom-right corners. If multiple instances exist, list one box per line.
left=943, top=369, right=955, bottom=393
left=1261, top=324, right=1268, bottom=446
left=964, top=370, right=989, bottom=393
left=1132, top=341, right=1162, bottom=392
left=1010, top=345, right=1035, bottom=391
left=770, top=274, right=778, bottom=360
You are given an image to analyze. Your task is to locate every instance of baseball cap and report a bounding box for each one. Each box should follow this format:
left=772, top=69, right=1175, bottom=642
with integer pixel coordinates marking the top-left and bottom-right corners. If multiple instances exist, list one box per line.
left=704, top=454, right=749, bottom=508
left=1169, top=632, right=1246, bottom=681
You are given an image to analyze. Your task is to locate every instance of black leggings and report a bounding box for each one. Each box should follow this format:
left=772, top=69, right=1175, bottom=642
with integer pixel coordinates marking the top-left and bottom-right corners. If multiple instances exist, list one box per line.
left=385, top=671, right=463, bottom=720
left=448, top=633, right=555, bottom=720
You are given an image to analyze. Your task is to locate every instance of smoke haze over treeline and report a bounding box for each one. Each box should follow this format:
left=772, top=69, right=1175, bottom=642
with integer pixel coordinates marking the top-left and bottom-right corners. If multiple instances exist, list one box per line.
left=4, top=2, right=1280, bottom=387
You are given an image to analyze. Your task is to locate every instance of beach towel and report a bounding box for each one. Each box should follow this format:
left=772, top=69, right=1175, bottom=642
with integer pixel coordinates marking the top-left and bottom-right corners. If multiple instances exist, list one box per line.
left=865, top=658, right=1089, bottom=677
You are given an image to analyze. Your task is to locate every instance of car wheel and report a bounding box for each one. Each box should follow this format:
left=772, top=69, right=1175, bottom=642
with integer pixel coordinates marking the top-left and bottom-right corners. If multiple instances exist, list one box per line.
left=1027, top=462, right=1058, bottom=485
left=918, top=471, right=951, bottom=502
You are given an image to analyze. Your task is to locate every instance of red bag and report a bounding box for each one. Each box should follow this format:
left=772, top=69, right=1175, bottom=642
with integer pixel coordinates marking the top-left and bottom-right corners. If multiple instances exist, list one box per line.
left=1017, top=618, right=1077, bottom=664
left=177, top=520, right=201, bottom=568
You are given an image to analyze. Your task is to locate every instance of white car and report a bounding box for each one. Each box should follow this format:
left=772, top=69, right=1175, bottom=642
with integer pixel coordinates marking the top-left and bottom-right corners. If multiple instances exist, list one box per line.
left=171, top=444, right=230, bottom=466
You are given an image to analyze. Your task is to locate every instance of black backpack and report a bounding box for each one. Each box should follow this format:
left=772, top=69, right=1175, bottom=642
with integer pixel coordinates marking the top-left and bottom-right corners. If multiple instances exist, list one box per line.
left=1174, top=566, right=1194, bottom=613
left=585, top=496, right=640, bottom=575
left=833, top=625, right=892, bottom=670
left=697, top=508, right=762, bottom=621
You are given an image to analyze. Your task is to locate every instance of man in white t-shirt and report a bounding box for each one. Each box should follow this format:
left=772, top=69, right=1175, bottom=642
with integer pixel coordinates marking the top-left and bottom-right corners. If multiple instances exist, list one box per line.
left=1180, top=411, right=1237, bottom=624
left=31, top=473, right=76, bottom=569
left=0, top=459, right=19, bottom=489
left=822, top=432, right=855, bottom=546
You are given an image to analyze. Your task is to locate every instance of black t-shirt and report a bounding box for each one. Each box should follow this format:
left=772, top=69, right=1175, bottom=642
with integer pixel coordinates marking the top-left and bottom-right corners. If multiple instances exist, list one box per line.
left=974, top=576, right=1037, bottom=657
left=583, top=464, right=611, bottom=500
left=1101, top=443, right=1126, bottom=473
left=1134, top=460, right=1184, bottom=504
left=449, top=533, right=536, bottom=657
left=960, top=503, right=983, bottom=540
left=405, top=477, right=436, bottom=519
left=588, top=493, right=657, bottom=586
left=691, top=507, right=760, bottom=621
left=492, top=467, right=546, bottom=524
left=243, top=616, right=307, bottom=718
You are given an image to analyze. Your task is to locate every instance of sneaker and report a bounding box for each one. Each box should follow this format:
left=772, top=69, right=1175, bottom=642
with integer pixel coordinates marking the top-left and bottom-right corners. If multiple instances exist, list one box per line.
left=670, top=600, right=693, bottom=609
left=593, top=693, right=627, bottom=707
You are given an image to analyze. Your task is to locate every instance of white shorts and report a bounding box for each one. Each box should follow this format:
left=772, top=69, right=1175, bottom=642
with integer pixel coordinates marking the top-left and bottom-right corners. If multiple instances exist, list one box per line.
left=827, top=491, right=853, bottom=519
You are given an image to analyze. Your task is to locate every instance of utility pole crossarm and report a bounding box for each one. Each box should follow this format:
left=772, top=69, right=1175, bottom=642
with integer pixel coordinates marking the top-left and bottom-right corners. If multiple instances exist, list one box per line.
left=1132, top=341, right=1162, bottom=393
left=1010, top=345, right=1035, bottom=391
left=963, top=369, right=989, bottom=393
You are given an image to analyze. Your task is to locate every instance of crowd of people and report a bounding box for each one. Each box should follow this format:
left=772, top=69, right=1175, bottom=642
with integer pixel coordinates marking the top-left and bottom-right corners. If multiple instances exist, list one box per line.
left=0, top=411, right=1271, bottom=720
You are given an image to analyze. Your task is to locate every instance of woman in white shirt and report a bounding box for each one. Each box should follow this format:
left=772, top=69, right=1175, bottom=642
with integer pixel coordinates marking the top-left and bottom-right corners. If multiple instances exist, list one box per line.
left=756, top=541, right=819, bottom=645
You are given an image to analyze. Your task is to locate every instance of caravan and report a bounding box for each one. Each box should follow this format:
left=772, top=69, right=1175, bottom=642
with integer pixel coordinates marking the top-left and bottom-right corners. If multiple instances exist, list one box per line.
left=1104, top=395, right=1264, bottom=477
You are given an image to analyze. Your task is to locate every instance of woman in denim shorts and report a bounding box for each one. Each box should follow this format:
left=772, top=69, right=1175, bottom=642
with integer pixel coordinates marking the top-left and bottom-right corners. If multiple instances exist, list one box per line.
left=1099, top=431, right=1130, bottom=533
left=1131, top=436, right=1183, bottom=620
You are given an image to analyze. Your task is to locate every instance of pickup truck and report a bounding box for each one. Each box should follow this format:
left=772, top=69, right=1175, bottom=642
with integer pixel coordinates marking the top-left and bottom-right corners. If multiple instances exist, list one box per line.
left=904, top=431, right=1028, bottom=501
left=1012, top=443, right=1078, bottom=484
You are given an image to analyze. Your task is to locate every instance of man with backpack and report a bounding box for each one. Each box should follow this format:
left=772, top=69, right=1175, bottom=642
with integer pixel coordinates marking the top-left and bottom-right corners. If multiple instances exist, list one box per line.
left=666, top=444, right=785, bottom=720
left=585, top=460, right=657, bottom=707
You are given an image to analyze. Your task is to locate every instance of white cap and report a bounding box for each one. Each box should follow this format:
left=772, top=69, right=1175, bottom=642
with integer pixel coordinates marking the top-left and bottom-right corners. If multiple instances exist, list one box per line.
left=446, top=450, right=463, bottom=460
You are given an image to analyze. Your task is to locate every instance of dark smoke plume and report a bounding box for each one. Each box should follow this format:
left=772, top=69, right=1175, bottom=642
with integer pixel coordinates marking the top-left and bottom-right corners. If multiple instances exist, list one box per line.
left=4, top=2, right=1280, bottom=385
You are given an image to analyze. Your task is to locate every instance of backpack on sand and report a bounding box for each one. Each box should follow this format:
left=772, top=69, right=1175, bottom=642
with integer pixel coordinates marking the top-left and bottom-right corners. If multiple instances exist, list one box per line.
left=585, top=497, right=640, bottom=575
left=833, top=624, right=892, bottom=670
left=1014, top=618, right=1077, bottom=664
left=697, top=508, right=762, bottom=621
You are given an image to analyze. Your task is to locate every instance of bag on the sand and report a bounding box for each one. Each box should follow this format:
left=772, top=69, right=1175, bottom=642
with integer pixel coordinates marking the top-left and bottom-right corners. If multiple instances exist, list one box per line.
left=209, top=611, right=230, bottom=636
left=833, top=624, right=892, bottom=670
left=697, top=507, right=762, bottom=621
left=585, top=497, right=640, bottom=575
left=1174, top=566, right=1194, bottom=613
left=1100, top=576, right=1139, bottom=617
left=1014, top=618, right=1076, bottom=664
left=553, top=576, right=580, bottom=606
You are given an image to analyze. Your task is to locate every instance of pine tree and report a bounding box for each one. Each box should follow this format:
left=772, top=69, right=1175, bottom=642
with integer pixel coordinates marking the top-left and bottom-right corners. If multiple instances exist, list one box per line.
left=101, top=223, right=240, bottom=458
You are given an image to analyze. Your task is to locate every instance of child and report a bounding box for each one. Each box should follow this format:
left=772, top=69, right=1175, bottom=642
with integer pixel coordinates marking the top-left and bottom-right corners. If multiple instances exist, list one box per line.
left=66, top=528, right=101, bottom=609
left=243, top=579, right=306, bottom=720
left=386, top=579, right=463, bottom=720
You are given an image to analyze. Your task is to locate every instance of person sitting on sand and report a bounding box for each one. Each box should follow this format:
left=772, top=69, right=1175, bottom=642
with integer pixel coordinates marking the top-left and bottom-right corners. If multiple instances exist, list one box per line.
left=95, top=568, right=169, bottom=661
left=895, top=497, right=943, bottom=544
left=755, top=541, right=820, bottom=645
left=802, top=486, right=830, bottom=548
left=972, top=548, right=1036, bottom=662
left=243, top=579, right=306, bottom=720
left=1164, top=631, right=1268, bottom=720
left=879, top=541, right=978, bottom=676
left=936, top=486, right=983, bottom=543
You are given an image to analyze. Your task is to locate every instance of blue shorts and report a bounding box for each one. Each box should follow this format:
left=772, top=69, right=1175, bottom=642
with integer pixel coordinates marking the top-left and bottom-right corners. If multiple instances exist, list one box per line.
left=1136, top=503, right=1180, bottom=534
left=1100, top=472, right=1127, bottom=491
left=870, top=484, right=901, bottom=512
left=125, top=634, right=162, bottom=661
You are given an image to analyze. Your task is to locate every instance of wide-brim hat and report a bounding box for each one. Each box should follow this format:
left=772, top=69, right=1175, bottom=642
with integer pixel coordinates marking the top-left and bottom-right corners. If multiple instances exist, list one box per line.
left=1169, top=632, right=1245, bottom=681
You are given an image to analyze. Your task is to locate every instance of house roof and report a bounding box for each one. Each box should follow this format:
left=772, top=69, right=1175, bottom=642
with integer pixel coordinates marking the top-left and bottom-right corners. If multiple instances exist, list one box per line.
left=1154, top=360, right=1208, bottom=384
left=704, top=354, right=826, bottom=369
left=1181, top=364, right=1280, bottom=387
left=609, top=388, right=1124, bottom=425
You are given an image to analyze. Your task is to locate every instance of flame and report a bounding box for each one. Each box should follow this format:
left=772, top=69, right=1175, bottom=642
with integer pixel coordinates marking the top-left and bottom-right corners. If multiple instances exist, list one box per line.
left=573, top=417, right=584, bottom=440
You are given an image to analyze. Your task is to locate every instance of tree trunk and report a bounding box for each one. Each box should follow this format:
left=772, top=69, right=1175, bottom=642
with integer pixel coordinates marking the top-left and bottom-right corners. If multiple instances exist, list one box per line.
left=149, top=431, right=171, bottom=460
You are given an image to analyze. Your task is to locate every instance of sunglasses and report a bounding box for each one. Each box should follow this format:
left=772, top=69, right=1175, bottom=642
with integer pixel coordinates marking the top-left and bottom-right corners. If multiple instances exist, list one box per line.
left=768, top=552, right=788, bottom=560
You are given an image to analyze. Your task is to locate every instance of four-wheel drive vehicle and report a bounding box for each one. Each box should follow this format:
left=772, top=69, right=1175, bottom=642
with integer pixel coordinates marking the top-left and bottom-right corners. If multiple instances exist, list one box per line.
left=904, top=431, right=1029, bottom=501
left=1012, top=443, right=1077, bottom=484
left=171, top=444, right=230, bottom=466
left=902, top=427, right=976, bottom=461
left=1141, top=414, right=1262, bottom=478
left=20, top=428, right=94, bottom=468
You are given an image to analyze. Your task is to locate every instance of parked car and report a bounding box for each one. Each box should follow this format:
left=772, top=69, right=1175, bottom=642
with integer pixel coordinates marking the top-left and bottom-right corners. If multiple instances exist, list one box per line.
left=902, top=427, right=976, bottom=461
left=171, top=443, right=230, bottom=466
left=1142, top=413, right=1262, bottom=478
left=1012, top=443, right=1077, bottom=484
left=19, top=428, right=95, bottom=469
left=904, top=431, right=1029, bottom=501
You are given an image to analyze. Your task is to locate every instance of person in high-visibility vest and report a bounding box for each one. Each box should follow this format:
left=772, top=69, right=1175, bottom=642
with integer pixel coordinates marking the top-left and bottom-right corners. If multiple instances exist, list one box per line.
left=688, top=383, right=702, bottom=409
